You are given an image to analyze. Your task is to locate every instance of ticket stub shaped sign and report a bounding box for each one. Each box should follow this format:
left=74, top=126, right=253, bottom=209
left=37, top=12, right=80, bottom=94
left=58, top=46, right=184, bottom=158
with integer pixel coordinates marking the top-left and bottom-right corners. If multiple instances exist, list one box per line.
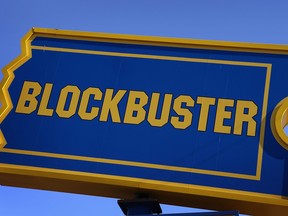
left=1, top=28, right=288, bottom=215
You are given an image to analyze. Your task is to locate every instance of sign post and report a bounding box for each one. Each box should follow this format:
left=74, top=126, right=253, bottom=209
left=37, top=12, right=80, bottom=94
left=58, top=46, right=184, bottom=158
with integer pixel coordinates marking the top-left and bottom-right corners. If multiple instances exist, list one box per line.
left=1, top=28, right=288, bottom=215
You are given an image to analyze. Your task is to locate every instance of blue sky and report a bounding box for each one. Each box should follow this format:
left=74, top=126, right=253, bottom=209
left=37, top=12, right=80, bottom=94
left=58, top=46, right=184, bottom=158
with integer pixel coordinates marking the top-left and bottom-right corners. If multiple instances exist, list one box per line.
left=1, top=1, right=288, bottom=215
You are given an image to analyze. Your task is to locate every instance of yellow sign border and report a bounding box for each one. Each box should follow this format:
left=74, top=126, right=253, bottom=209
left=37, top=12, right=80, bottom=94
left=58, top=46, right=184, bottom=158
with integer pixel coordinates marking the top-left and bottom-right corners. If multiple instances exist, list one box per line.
left=0, top=163, right=288, bottom=215
left=0, top=30, right=271, bottom=180
left=0, top=28, right=288, bottom=215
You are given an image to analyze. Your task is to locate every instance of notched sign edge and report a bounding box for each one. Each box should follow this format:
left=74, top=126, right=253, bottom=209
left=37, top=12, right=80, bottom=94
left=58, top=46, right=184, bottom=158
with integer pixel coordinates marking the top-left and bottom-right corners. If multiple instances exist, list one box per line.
left=0, top=29, right=35, bottom=149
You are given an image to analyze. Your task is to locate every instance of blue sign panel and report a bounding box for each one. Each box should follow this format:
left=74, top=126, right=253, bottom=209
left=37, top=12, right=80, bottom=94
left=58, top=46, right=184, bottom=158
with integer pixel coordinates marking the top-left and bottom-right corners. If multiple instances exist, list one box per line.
left=0, top=28, right=288, bottom=215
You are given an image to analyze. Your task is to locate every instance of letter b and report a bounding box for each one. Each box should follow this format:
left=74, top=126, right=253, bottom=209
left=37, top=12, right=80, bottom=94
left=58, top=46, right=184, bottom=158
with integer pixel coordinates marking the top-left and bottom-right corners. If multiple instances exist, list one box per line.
left=16, top=81, right=41, bottom=114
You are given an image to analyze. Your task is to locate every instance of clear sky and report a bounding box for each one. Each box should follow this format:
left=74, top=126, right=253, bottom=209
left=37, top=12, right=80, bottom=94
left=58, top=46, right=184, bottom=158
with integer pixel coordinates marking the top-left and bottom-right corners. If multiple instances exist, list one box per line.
left=1, top=1, right=288, bottom=215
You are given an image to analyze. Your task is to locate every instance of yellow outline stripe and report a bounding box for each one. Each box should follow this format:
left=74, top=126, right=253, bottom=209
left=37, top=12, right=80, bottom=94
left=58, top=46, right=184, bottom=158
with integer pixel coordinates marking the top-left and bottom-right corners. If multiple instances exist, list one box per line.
left=1, top=148, right=257, bottom=180
left=31, top=45, right=271, bottom=67
left=255, top=64, right=272, bottom=177
left=29, top=45, right=271, bottom=180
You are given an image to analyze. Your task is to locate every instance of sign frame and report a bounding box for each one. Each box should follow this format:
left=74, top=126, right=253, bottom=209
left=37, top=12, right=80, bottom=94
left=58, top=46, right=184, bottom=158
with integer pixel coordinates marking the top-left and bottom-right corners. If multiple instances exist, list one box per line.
left=1, top=28, right=288, bottom=215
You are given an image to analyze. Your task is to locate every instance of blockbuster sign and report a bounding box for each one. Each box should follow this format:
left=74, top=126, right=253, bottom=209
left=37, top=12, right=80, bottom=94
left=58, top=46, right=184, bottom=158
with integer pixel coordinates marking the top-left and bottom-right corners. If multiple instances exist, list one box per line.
left=1, top=28, right=288, bottom=215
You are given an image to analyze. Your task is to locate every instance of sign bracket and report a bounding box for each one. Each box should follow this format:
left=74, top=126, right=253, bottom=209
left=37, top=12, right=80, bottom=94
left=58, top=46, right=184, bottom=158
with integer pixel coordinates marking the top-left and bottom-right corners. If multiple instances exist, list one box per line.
left=117, top=198, right=239, bottom=216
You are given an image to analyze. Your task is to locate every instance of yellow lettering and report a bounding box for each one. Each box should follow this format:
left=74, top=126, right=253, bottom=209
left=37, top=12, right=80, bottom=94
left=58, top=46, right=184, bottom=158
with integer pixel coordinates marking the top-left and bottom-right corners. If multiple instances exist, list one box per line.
left=56, top=86, right=80, bottom=118
left=171, top=95, right=194, bottom=129
left=197, top=97, right=216, bottom=131
left=15, top=81, right=259, bottom=136
left=16, top=81, right=41, bottom=114
left=234, top=100, right=258, bottom=136
left=99, top=89, right=126, bottom=123
left=124, top=91, right=148, bottom=124
left=37, top=83, right=54, bottom=116
left=78, top=87, right=102, bottom=120
left=148, top=93, right=172, bottom=127
left=214, top=98, right=234, bottom=134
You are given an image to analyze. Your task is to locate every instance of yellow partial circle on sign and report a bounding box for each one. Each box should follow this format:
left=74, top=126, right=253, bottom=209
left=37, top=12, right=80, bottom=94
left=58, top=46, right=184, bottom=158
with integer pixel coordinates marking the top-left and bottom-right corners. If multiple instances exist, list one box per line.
left=271, top=97, right=288, bottom=150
